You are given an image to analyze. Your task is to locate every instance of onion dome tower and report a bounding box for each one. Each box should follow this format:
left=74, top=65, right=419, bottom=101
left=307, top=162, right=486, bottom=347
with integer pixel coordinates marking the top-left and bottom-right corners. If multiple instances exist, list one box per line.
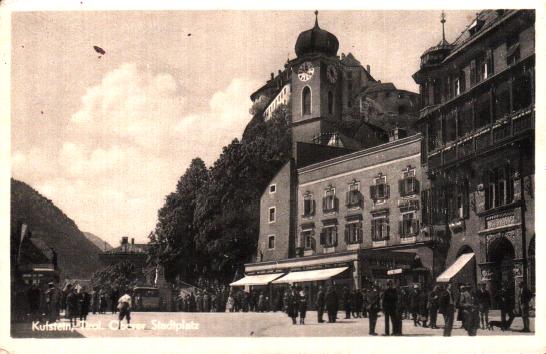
left=294, top=10, right=339, bottom=58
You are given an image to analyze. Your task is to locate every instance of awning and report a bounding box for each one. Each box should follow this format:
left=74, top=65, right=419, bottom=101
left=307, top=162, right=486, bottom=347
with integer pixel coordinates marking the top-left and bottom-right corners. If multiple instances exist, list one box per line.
left=272, top=267, right=349, bottom=284
left=436, top=253, right=475, bottom=283
left=229, top=273, right=284, bottom=286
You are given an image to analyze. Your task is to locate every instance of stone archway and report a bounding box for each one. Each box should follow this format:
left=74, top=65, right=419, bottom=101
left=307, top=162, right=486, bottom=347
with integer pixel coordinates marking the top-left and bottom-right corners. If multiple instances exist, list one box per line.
left=488, top=237, right=516, bottom=308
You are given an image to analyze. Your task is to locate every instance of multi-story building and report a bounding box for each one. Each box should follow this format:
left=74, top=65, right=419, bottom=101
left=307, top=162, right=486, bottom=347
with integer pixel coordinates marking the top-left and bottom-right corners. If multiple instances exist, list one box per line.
left=234, top=13, right=433, bottom=298
left=413, top=10, right=535, bottom=305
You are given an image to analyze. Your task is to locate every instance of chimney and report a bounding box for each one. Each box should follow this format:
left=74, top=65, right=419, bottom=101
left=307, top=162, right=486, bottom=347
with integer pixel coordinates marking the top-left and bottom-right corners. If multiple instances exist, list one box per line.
left=270, top=72, right=274, bottom=80
left=121, top=236, right=128, bottom=245
left=341, top=53, right=346, bottom=59
left=366, top=65, right=371, bottom=74
left=131, top=238, right=134, bottom=245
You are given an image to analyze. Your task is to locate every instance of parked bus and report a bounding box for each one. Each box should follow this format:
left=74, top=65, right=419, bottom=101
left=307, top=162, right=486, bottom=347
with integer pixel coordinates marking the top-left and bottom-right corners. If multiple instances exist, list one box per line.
left=133, top=286, right=160, bottom=311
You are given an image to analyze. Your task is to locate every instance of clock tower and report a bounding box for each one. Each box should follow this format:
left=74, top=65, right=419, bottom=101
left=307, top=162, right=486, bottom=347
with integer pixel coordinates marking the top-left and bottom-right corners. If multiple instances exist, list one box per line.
left=291, top=11, right=343, bottom=146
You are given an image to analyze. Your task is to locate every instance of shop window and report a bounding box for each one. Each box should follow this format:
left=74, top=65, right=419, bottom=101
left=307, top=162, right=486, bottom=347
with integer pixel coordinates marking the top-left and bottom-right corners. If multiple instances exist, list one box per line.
left=494, top=81, right=510, bottom=120
left=319, top=226, right=338, bottom=247
left=302, top=86, right=311, bottom=115
left=399, top=169, right=419, bottom=197
left=399, top=212, right=419, bottom=237
left=484, top=166, right=514, bottom=210
left=322, top=188, right=338, bottom=213
left=302, top=193, right=315, bottom=217
left=371, top=214, right=389, bottom=241
left=346, top=182, right=363, bottom=208
left=345, top=222, right=363, bottom=244
left=370, top=175, right=389, bottom=202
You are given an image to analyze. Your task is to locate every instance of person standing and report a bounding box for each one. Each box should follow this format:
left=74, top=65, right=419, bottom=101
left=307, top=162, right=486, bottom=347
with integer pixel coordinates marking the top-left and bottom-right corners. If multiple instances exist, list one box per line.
left=382, top=280, right=398, bottom=336
left=110, top=288, right=119, bottom=314
left=476, top=282, right=491, bottom=330
left=117, top=290, right=132, bottom=329
left=78, top=287, right=91, bottom=325
left=65, top=286, right=79, bottom=327
left=417, top=287, right=429, bottom=328
left=45, top=282, right=60, bottom=323
left=325, top=285, right=339, bottom=323
left=440, top=283, right=456, bottom=336
left=298, top=288, right=307, bottom=325
left=409, top=285, right=420, bottom=326
left=366, top=285, right=380, bottom=336
left=361, top=288, right=368, bottom=318
left=342, top=287, right=351, bottom=319
left=428, top=286, right=440, bottom=329
left=459, top=285, right=479, bottom=336
left=497, top=283, right=515, bottom=331
left=203, top=290, right=210, bottom=312
left=315, top=286, right=325, bottom=323
left=286, top=286, right=298, bottom=325
left=257, top=292, right=265, bottom=313
left=518, top=281, right=533, bottom=332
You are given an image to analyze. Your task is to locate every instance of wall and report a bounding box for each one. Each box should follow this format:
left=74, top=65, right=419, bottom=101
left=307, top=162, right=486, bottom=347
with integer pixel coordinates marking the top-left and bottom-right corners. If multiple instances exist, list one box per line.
left=296, top=135, right=422, bottom=255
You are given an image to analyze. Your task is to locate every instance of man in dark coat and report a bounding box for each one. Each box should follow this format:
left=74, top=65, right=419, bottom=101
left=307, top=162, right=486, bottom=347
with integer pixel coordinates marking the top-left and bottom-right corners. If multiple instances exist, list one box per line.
left=315, top=286, right=325, bottom=323
left=439, top=283, right=456, bottom=336
left=65, top=286, right=79, bottom=327
left=366, top=285, right=380, bottom=335
left=497, top=283, right=515, bottom=331
left=286, top=286, right=298, bottom=324
left=518, top=281, right=533, bottom=332
left=428, top=286, right=440, bottom=328
left=382, top=280, right=398, bottom=336
left=325, top=285, right=339, bottom=323
left=475, top=282, right=491, bottom=330
left=78, top=287, right=91, bottom=325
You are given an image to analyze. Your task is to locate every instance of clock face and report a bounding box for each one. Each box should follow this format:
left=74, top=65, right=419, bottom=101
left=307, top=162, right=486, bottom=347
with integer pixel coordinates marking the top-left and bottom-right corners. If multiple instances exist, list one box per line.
left=326, top=64, right=338, bottom=83
left=297, top=61, right=314, bottom=82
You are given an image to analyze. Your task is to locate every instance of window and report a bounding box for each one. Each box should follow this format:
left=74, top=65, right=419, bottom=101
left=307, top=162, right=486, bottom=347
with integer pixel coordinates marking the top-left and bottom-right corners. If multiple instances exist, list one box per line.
left=346, top=182, right=363, bottom=208
left=448, top=180, right=469, bottom=221
left=506, top=33, right=520, bottom=66
left=371, top=214, right=389, bottom=241
left=348, top=82, right=353, bottom=108
left=470, top=60, right=477, bottom=86
left=268, top=207, right=276, bottom=223
left=303, top=193, right=315, bottom=217
left=399, top=169, right=419, bottom=196
left=322, top=188, right=338, bottom=213
left=484, top=166, right=514, bottom=210
left=494, top=82, right=510, bottom=120
left=370, top=175, right=389, bottom=201
left=320, top=226, right=338, bottom=247
left=512, top=68, right=533, bottom=111
left=302, top=86, right=311, bottom=115
left=400, top=212, right=419, bottom=237
left=476, top=91, right=491, bottom=126
left=444, top=111, right=457, bottom=142
left=299, top=229, right=315, bottom=250
left=269, top=184, right=276, bottom=194
left=268, top=235, right=275, bottom=249
left=458, top=101, right=473, bottom=136
left=454, top=78, right=461, bottom=96
left=328, top=91, right=334, bottom=115
left=345, top=222, right=363, bottom=244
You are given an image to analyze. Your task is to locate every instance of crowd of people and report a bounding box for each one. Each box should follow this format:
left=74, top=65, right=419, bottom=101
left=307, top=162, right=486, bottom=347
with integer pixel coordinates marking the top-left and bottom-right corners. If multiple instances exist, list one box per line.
left=281, top=280, right=533, bottom=336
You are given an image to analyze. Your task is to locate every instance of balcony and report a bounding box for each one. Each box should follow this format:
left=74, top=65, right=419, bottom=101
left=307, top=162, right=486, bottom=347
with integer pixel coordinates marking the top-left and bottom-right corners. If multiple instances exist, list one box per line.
left=426, top=106, right=534, bottom=170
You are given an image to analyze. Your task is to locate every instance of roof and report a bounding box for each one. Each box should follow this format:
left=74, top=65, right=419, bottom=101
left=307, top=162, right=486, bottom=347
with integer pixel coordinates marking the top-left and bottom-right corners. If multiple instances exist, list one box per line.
left=363, top=82, right=397, bottom=94
left=340, top=53, right=361, bottom=66
left=103, top=242, right=148, bottom=254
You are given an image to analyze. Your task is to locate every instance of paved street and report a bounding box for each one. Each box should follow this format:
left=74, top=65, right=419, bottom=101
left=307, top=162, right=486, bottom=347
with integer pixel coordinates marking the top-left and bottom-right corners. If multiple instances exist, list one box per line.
left=12, top=310, right=533, bottom=338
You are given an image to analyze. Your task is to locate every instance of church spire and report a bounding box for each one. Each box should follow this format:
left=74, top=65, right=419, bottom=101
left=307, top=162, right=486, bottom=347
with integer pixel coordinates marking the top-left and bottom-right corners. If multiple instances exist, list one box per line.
left=440, top=11, right=447, bottom=44
left=314, top=10, right=319, bottom=28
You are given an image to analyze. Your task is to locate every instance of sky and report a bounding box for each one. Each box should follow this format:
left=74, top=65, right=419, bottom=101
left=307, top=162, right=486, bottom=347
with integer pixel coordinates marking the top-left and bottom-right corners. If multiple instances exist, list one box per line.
left=11, top=10, right=477, bottom=246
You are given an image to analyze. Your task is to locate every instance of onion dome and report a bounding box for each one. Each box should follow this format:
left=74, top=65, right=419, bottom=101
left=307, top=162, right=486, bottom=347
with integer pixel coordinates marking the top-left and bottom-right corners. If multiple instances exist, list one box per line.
left=295, top=11, right=339, bottom=58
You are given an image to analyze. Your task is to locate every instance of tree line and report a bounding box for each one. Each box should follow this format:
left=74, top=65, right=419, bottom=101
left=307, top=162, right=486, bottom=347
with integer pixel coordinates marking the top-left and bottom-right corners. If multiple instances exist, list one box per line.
left=147, top=105, right=292, bottom=284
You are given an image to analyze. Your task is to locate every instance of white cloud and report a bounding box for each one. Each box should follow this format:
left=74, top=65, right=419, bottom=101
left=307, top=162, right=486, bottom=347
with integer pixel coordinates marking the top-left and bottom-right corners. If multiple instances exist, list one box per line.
left=13, top=62, right=259, bottom=245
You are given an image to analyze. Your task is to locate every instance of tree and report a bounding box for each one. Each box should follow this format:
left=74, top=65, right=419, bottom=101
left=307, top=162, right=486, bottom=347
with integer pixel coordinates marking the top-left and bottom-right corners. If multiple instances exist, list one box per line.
left=148, top=158, right=208, bottom=282
left=90, top=261, right=144, bottom=292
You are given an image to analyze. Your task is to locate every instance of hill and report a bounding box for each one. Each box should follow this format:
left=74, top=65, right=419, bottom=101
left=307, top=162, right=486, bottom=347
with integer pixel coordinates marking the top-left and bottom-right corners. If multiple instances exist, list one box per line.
left=11, top=178, right=103, bottom=279
left=83, top=232, right=113, bottom=251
